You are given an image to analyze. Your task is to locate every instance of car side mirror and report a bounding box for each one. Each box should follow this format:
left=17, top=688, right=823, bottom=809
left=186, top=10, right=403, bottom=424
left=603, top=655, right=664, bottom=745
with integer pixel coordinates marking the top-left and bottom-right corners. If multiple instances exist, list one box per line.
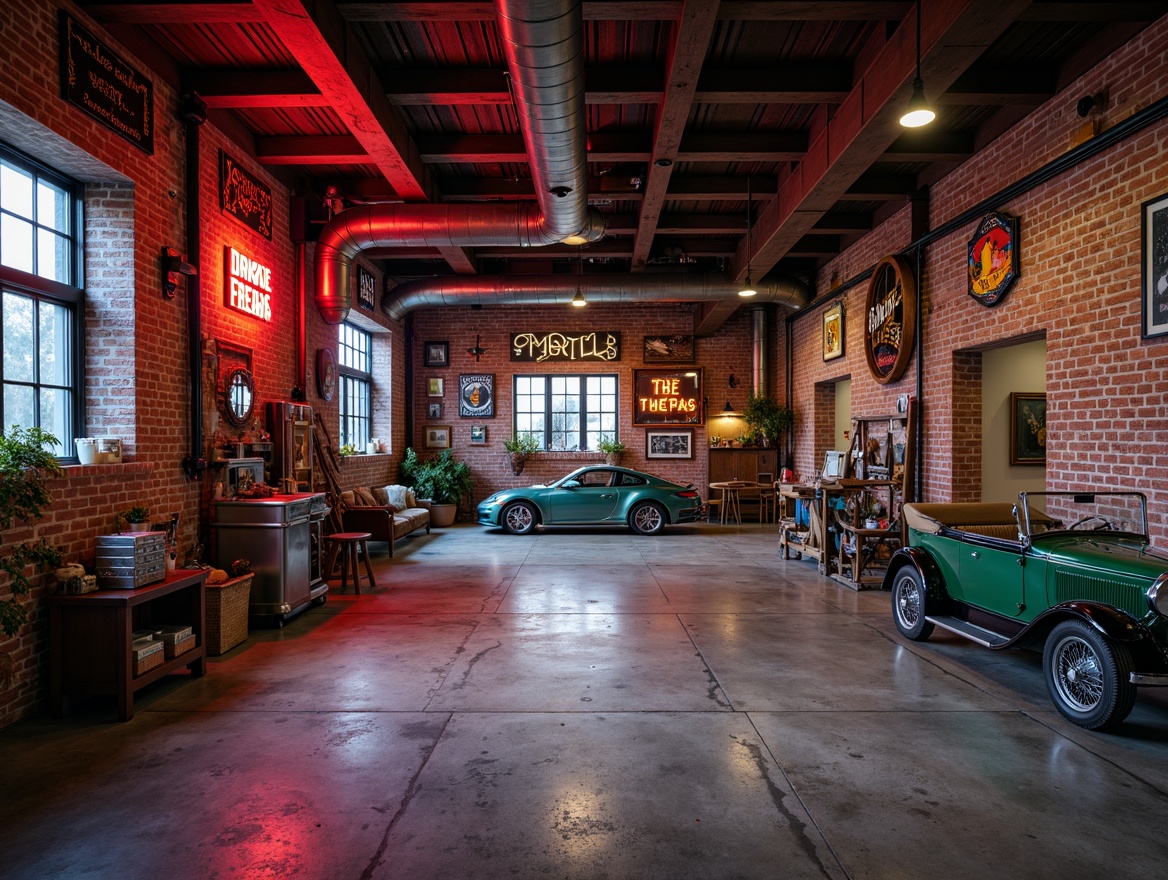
left=561, top=480, right=580, bottom=489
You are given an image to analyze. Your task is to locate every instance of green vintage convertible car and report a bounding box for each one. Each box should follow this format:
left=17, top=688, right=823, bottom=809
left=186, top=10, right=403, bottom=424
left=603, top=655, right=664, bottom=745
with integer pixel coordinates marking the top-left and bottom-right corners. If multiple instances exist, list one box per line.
left=477, top=465, right=703, bottom=535
left=885, top=492, right=1168, bottom=730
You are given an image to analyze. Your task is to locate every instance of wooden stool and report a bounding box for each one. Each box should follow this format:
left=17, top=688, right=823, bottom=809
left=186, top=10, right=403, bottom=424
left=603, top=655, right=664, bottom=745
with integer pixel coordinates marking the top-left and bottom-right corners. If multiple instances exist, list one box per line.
left=326, top=532, right=377, bottom=594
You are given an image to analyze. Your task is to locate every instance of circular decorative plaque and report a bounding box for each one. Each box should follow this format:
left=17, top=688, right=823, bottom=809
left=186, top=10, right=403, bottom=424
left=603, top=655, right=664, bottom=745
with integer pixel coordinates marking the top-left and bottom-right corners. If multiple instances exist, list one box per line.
left=316, top=347, right=337, bottom=402
left=864, top=255, right=916, bottom=385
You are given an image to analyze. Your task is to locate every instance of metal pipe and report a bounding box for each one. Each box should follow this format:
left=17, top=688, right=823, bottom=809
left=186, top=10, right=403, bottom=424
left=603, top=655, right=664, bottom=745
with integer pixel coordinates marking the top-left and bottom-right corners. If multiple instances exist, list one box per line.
left=751, top=306, right=768, bottom=397
left=181, top=93, right=207, bottom=481
left=381, top=273, right=809, bottom=322
left=294, top=241, right=306, bottom=400
left=313, top=0, right=604, bottom=324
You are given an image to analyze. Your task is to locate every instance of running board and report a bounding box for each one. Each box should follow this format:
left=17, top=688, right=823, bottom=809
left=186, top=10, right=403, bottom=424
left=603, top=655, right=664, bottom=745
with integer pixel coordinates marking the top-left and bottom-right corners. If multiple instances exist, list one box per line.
left=926, top=615, right=1010, bottom=648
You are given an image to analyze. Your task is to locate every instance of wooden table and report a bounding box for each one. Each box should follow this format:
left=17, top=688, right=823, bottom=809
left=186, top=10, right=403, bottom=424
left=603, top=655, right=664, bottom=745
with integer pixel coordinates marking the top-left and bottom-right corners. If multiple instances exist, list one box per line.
left=709, top=481, right=755, bottom=524
left=46, top=569, right=209, bottom=721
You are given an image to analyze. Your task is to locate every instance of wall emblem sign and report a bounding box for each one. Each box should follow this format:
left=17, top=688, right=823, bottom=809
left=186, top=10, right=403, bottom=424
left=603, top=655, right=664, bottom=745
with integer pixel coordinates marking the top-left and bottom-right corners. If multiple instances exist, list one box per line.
left=60, top=13, right=154, bottom=154
left=356, top=265, right=377, bottom=311
left=633, top=369, right=703, bottom=426
left=864, top=255, right=916, bottom=385
left=511, top=331, right=620, bottom=362
left=967, top=211, right=1019, bottom=306
left=220, top=151, right=273, bottom=240
left=459, top=374, right=495, bottom=418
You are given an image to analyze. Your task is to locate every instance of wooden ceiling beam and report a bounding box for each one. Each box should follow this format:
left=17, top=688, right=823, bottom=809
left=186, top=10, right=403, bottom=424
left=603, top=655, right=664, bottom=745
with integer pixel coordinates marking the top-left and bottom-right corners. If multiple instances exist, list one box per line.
left=82, top=1, right=266, bottom=24
left=337, top=1, right=916, bottom=22
left=186, top=69, right=329, bottom=108
left=386, top=67, right=663, bottom=105
left=253, top=0, right=431, bottom=201
left=256, top=135, right=369, bottom=164
left=695, top=66, right=853, bottom=104
left=630, top=0, right=721, bottom=272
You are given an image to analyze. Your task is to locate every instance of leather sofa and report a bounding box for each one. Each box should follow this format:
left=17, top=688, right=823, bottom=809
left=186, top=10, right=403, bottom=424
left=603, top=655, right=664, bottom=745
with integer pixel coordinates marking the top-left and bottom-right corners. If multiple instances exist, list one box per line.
left=340, top=485, right=431, bottom=556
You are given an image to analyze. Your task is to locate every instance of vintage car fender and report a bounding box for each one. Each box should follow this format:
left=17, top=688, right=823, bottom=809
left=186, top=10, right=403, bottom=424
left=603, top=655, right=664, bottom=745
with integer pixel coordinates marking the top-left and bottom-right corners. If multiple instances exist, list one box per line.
left=883, top=547, right=949, bottom=606
left=1012, top=602, right=1168, bottom=673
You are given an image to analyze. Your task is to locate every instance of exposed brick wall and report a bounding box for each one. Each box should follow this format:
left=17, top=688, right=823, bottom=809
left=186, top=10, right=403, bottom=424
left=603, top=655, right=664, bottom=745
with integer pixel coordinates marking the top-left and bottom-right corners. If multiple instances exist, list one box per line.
left=786, top=15, right=1168, bottom=544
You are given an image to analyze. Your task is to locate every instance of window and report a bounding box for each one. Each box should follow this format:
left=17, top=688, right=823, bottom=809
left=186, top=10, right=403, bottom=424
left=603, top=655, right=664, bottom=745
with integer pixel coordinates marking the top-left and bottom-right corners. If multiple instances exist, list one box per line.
left=513, top=374, right=617, bottom=451
left=0, top=147, right=82, bottom=455
left=338, top=322, right=371, bottom=449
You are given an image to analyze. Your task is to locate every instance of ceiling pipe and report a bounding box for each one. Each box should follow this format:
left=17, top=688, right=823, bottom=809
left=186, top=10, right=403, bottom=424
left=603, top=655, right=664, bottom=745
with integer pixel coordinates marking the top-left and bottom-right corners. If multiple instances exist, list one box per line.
left=313, top=0, right=604, bottom=325
left=382, top=273, right=809, bottom=323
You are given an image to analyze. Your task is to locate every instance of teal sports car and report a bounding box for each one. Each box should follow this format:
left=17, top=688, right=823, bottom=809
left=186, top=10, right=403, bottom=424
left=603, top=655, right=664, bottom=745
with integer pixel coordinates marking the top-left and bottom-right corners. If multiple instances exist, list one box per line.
left=885, top=492, right=1168, bottom=730
left=477, top=465, right=703, bottom=535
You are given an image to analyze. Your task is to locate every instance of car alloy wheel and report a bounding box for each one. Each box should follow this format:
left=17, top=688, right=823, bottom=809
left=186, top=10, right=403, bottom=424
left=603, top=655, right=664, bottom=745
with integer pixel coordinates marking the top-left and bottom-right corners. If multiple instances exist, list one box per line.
left=1042, top=619, right=1136, bottom=730
left=502, top=501, right=537, bottom=535
left=629, top=501, right=665, bottom=535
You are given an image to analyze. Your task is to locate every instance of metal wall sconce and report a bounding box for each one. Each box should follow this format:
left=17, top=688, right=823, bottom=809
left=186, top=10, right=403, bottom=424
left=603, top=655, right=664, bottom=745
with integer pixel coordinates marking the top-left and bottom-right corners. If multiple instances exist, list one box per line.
left=161, top=246, right=197, bottom=299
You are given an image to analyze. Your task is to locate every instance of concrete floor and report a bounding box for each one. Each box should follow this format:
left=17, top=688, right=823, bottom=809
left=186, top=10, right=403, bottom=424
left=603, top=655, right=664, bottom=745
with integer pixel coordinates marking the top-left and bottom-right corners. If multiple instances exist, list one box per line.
left=3, top=522, right=1168, bottom=879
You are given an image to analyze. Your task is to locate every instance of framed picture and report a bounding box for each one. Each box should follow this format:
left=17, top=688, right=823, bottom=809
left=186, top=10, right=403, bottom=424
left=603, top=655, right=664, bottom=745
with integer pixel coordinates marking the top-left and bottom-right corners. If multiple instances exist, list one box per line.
left=646, top=429, right=693, bottom=459
left=470, top=426, right=488, bottom=445
left=427, top=402, right=443, bottom=419
left=424, top=341, right=449, bottom=367
left=823, top=302, right=844, bottom=361
left=423, top=424, right=451, bottom=449
left=642, top=335, right=694, bottom=364
left=1141, top=190, right=1168, bottom=338
left=1010, top=392, right=1047, bottom=465
left=459, top=374, right=495, bottom=418
left=356, top=264, right=377, bottom=311
left=427, top=377, right=444, bottom=397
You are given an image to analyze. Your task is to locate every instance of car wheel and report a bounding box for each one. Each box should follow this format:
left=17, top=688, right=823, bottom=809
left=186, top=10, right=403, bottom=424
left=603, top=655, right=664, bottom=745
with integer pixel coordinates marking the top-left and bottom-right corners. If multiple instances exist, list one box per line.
left=1043, top=619, right=1136, bottom=730
left=891, top=567, right=934, bottom=641
left=501, top=501, right=537, bottom=535
left=628, top=501, right=666, bottom=535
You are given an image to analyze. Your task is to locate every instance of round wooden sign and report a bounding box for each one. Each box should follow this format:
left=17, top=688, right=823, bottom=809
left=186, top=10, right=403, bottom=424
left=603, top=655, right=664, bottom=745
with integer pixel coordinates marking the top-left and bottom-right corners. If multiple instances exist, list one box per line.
left=864, top=255, right=916, bottom=384
left=316, top=347, right=337, bottom=402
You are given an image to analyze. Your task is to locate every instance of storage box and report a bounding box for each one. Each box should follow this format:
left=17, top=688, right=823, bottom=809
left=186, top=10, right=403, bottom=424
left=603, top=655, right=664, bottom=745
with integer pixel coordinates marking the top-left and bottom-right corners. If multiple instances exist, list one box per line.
left=132, top=639, right=164, bottom=676
left=96, top=533, right=167, bottom=589
left=152, top=625, right=193, bottom=643
left=163, top=632, right=195, bottom=659
left=205, top=574, right=253, bottom=655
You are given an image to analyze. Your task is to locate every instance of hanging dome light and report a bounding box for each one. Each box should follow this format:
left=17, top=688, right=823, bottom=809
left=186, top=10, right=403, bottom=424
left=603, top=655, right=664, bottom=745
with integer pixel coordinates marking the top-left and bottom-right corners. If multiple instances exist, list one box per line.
left=899, top=6, right=935, bottom=128
left=571, top=288, right=587, bottom=307
left=738, top=176, right=757, bottom=297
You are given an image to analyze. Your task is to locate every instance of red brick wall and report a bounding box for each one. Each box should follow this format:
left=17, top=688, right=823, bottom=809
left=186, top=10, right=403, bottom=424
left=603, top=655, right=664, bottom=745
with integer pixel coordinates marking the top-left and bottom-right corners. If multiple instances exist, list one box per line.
left=788, top=15, right=1168, bottom=541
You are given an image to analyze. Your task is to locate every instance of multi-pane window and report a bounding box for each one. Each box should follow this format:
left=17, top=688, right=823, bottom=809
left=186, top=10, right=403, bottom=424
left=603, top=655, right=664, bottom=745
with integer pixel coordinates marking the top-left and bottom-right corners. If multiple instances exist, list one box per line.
left=338, top=322, right=372, bottom=449
left=513, top=374, right=617, bottom=451
left=0, top=147, right=82, bottom=455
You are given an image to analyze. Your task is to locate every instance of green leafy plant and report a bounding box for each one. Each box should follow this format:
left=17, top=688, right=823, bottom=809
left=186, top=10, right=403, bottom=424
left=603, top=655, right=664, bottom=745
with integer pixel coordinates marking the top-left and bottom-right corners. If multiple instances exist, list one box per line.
left=597, top=435, right=627, bottom=455
left=503, top=433, right=539, bottom=456
left=113, top=504, right=151, bottom=533
left=742, top=393, right=795, bottom=448
left=338, top=443, right=359, bottom=456
left=1, top=426, right=64, bottom=653
left=400, top=447, right=474, bottom=505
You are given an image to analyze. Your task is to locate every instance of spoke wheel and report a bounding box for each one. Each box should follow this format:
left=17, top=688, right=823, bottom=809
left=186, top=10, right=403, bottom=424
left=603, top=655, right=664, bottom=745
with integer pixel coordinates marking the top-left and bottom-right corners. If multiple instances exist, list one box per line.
left=1043, top=620, right=1136, bottom=730
left=629, top=502, right=665, bottom=535
left=891, top=567, right=933, bottom=641
left=502, top=501, right=537, bottom=535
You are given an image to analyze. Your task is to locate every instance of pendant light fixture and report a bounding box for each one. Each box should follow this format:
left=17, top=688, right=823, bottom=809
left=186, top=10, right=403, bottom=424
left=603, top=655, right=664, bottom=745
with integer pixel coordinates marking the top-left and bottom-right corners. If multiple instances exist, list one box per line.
left=571, top=248, right=587, bottom=307
left=738, top=176, right=757, bottom=297
left=899, top=4, right=935, bottom=128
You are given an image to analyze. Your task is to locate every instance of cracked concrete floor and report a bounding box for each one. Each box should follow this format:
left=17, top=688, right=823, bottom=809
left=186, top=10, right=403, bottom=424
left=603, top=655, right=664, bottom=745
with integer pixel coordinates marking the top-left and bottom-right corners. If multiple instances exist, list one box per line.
left=3, top=522, right=1168, bottom=879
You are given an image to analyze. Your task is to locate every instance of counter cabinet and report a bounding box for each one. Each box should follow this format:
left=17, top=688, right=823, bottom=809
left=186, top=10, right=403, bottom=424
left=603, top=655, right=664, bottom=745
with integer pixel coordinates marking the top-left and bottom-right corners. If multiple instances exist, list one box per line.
left=46, top=569, right=209, bottom=721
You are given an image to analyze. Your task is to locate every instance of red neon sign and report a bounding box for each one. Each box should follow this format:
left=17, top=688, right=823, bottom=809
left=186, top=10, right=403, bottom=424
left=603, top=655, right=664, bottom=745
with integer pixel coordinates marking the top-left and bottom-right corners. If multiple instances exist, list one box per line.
left=224, top=245, right=273, bottom=321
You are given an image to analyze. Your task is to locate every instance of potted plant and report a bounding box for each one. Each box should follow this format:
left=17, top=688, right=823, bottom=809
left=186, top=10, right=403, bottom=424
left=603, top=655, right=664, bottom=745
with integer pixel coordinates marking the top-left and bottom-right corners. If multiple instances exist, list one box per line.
left=503, top=433, right=539, bottom=476
left=743, top=393, right=795, bottom=449
left=400, top=447, right=473, bottom=527
left=0, top=426, right=64, bottom=690
left=597, top=434, right=627, bottom=466
left=115, top=505, right=152, bottom=533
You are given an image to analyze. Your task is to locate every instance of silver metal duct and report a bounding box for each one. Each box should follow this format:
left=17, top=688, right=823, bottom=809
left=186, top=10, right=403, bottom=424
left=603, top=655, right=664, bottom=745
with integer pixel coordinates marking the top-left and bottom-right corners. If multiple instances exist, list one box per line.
left=313, top=0, right=603, bottom=324
left=751, top=306, right=768, bottom=396
left=382, top=274, right=809, bottom=322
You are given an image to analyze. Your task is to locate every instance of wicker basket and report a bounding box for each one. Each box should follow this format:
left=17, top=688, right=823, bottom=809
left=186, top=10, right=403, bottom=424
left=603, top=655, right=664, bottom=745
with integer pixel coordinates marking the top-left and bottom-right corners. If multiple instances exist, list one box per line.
left=205, top=573, right=253, bottom=656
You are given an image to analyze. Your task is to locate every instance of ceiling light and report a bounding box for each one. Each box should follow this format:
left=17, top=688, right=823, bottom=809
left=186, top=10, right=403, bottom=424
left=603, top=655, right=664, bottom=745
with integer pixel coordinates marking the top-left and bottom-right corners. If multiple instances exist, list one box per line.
left=738, top=176, right=757, bottom=297
left=571, top=288, right=587, bottom=308
left=571, top=247, right=586, bottom=307
left=899, top=6, right=934, bottom=128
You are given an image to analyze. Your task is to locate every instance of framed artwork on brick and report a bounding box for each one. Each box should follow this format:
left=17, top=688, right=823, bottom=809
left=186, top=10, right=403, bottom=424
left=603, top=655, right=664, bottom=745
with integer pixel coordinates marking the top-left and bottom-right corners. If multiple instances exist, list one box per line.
left=1010, top=392, right=1046, bottom=465
left=424, top=341, right=449, bottom=367
left=1142, top=190, right=1168, bottom=338
left=646, top=429, right=693, bottom=459
left=459, top=374, right=495, bottom=418
left=427, top=378, right=444, bottom=397
left=423, top=425, right=451, bottom=449
left=823, top=302, right=844, bottom=361
left=428, top=402, right=442, bottom=419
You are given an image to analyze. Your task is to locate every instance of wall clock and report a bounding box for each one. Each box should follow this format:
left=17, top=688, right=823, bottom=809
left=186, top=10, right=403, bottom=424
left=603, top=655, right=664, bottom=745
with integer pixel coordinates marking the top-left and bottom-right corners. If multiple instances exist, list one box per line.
left=316, top=347, right=337, bottom=402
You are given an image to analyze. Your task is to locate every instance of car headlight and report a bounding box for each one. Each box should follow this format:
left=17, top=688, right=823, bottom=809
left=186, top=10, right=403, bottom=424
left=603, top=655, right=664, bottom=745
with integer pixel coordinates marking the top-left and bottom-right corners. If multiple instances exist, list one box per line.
left=1148, top=574, right=1168, bottom=617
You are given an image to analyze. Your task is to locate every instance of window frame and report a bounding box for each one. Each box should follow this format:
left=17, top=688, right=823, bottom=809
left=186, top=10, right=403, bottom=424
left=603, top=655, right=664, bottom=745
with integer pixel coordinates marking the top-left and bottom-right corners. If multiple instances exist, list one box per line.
left=0, top=145, right=84, bottom=456
left=337, top=321, right=372, bottom=450
left=512, top=373, right=619, bottom=452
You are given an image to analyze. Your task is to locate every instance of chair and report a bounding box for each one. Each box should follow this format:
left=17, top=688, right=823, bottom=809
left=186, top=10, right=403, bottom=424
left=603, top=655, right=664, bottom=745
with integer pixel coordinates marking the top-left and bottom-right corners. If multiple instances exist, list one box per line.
left=326, top=531, right=377, bottom=594
left=757, top=472, right=776, bottom=523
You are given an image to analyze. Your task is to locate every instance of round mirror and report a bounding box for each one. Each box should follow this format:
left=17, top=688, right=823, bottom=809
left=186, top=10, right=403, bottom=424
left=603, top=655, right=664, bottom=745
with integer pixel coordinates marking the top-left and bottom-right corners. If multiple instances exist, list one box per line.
left=225, top=368, right=254, bottom=427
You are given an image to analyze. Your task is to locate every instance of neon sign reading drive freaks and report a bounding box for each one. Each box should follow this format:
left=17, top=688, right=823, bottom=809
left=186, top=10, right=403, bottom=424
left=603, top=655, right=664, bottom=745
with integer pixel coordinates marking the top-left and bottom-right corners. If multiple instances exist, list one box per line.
left=511, top=332, right=621, bottom=362
left=225, top=246, right=273, bottom=321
